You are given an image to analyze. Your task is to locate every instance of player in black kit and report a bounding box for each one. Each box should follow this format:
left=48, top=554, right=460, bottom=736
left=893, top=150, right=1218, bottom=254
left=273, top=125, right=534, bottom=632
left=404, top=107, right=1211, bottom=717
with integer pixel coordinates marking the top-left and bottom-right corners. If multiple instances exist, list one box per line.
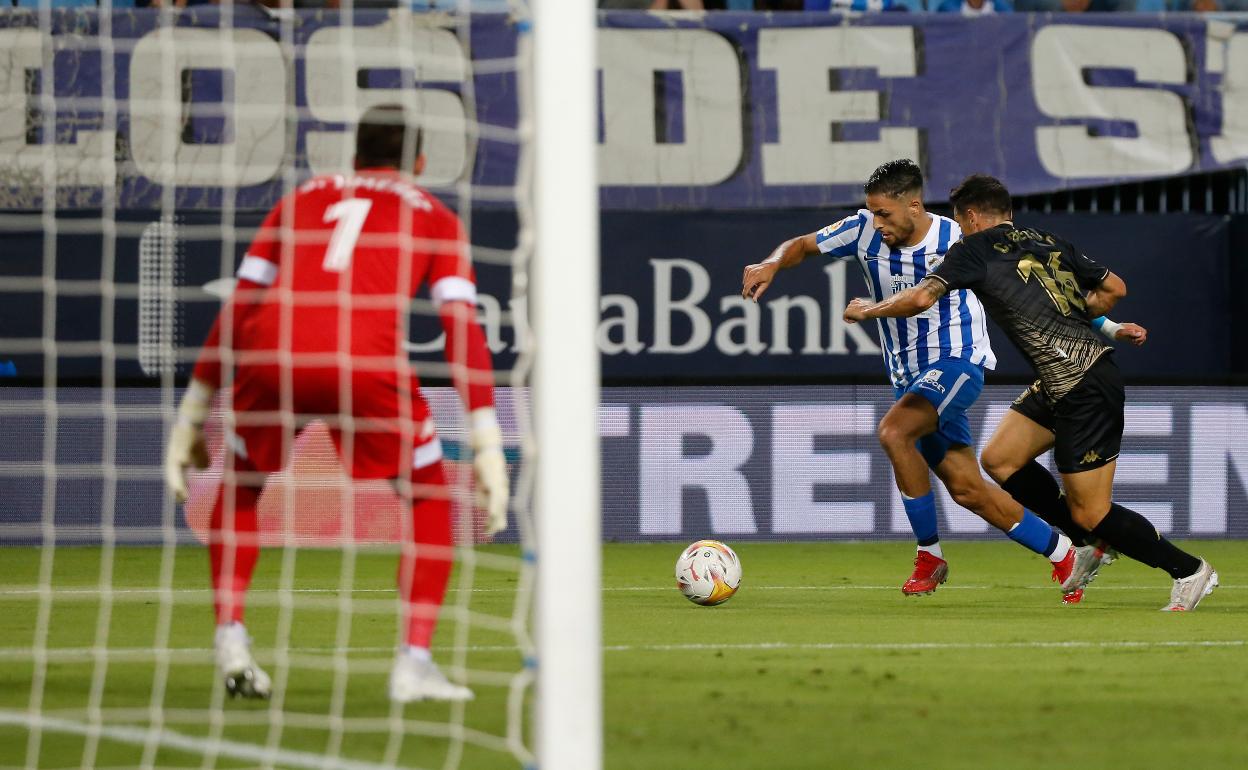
left=842, top=174, right=1218, bottom=611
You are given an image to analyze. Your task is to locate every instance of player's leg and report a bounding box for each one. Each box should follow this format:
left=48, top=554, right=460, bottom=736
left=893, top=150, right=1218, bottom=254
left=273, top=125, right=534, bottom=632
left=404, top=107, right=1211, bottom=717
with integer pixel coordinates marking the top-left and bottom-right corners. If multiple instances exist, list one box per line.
left=209, top=371, right=290, bottom=698
left=876, top=392, right=946, bottom=594
left=389, top=454, right=471, bottom=702
left=981, top=387, right=1117, bottom=600
left=338, top=383, right=472, bottom=703
left=933, top=447, right=1073, bottom=579
left=981, top=386, right=1094, bottom=547
left=209, top=438, right=274, bottom=699
left=1056, top=358, right=1216, bottom=610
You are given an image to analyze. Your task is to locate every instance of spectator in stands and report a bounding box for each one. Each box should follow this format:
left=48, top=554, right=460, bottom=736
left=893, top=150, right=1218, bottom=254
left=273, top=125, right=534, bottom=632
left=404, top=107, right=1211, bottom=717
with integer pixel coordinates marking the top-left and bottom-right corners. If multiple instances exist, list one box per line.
left=805, top=0, right=921, bottom=12
left=936, top=0, right=1013, bottom=14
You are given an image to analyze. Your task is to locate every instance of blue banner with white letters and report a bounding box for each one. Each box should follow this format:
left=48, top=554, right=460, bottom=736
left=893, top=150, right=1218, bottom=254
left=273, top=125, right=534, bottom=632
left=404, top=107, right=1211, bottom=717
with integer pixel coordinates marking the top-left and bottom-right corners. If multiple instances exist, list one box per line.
left=2, top=385, right=1246, bottom=543
left=2, top=10, right=1248, bottom=210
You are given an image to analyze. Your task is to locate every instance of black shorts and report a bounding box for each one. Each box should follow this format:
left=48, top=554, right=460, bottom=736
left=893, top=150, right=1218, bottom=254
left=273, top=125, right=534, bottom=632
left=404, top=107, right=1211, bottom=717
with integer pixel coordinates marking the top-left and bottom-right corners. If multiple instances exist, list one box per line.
left=1009, top=353, right=1124, bottom=474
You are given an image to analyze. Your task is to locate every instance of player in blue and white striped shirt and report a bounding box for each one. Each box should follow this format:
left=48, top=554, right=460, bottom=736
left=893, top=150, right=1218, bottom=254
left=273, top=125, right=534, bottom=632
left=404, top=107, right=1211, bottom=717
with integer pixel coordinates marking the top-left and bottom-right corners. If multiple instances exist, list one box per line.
left=744, top=160, right=1103, bottom=597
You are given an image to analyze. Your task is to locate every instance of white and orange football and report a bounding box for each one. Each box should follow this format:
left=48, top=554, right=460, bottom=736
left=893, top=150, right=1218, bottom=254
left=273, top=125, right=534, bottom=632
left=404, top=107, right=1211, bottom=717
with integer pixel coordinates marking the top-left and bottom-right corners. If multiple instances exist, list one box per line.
left=675, top=540, right=742, bottom=606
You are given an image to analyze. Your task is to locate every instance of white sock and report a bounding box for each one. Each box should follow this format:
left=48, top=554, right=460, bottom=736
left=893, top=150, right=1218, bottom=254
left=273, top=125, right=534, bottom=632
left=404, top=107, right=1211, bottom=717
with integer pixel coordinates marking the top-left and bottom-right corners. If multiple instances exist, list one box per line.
left=402, top=645, right=432, bottom=663
left=917, top=542, right=943, bottom=560
left=214, top=621, right=247, bottom=647
left=1047, top=534, right=1073, bottom=564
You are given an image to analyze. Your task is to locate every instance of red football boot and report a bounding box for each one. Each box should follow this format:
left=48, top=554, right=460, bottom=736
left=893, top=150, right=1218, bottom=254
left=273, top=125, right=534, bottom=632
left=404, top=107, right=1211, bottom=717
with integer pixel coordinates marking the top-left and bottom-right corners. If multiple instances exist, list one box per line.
left=901, top=551, right=948, bottom=596
left=1050, top=547, right=1080, bottom=604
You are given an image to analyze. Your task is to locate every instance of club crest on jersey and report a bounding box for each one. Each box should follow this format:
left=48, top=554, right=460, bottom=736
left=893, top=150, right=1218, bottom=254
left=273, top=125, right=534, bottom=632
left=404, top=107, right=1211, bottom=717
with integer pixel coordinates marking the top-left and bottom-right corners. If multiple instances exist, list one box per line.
left=915, top=368, right=946, bottom=393
left=890, top=277, right=915, bottom=294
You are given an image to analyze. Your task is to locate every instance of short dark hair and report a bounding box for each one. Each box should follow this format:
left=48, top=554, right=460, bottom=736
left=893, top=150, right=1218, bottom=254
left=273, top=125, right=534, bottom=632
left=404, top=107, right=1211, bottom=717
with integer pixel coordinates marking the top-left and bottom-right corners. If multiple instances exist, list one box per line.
left=949, top=174, right=1013, bottom=218
left=354, top=105, right=423, bottom=169
left=864, top=158, right=924, bottom=198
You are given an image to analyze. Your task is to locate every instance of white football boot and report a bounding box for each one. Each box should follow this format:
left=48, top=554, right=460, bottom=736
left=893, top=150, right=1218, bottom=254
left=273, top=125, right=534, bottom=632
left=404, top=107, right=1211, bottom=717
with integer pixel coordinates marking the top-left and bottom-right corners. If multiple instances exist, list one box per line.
left=389, top=649, right=474, bottom=703
left=1162, top=559, right=1219, bottom=612
left=1064, top=541, right=1119, bottom=594
left=214, top=622, right=272, bottom=699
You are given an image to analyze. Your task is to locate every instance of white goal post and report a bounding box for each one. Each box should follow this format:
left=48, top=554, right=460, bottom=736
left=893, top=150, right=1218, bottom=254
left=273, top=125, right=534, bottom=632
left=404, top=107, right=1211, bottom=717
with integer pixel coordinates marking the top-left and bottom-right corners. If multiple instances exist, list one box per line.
left=531, top=1, right=602, bottom=768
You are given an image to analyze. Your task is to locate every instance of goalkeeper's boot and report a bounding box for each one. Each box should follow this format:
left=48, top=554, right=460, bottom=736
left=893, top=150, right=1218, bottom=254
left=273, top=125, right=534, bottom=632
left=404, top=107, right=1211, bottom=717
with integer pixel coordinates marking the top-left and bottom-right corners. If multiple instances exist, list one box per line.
left=215, top=622, right=272, bottom=700
left=901, top=551, right=948, bottom=596
left=1162, top=559, right=1219, bottom=612
left=389, top=649, right=474, bottom=703
left=1063, top=541, right=1120, bottom=604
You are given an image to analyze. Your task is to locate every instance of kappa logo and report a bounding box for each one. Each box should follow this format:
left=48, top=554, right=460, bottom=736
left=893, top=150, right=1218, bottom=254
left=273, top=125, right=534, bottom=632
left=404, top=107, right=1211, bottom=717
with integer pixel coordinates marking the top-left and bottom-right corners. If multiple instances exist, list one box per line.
left=916, top=368, right=946, bottom=394
left=1082, top=450, right=1101, bottom=465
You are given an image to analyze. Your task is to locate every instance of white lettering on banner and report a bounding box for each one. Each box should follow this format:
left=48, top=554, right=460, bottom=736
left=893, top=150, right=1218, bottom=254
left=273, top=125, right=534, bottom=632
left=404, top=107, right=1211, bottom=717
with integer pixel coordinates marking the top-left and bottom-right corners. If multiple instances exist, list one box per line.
left=715, top=297, right=766, bottom=356
left=598, top=29, right=743, bottom=186
left=1116, top=404, right=1174, bottom=531
left=1211, top=32, right=1248, bottom=164
left=767, top=295, right=823, bottom=355
left=130, top=28, right=284, bottom=186
left=305, top=18, right=468, bottom=186
left=825, top=262, right=882, bottom=356
left=638, top=405, right=757, bottom=535
left=772, top=405, right=875, bottom=534
left=650, top=259, right=713, bottom=354
left=0, top=29, right=116, bottom=187
left=409, top=262, right=884, bottom=358
left=1189, top=404, right=1248, bottom=534
left=758, top=27, right=920, bottom=185
left=1032, top=26, right=1191, bottom=179
left=599, top=294, right=644, bottom=355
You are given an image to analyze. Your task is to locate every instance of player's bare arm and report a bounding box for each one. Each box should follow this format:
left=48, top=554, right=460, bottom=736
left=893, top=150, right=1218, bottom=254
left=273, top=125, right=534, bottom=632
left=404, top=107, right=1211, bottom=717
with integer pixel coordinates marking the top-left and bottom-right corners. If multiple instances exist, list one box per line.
left=742, top=232, right=819, bottom=302
left=1084, top=270, right=1126, bottom=318
left=843, top=276, right=948, bottom=324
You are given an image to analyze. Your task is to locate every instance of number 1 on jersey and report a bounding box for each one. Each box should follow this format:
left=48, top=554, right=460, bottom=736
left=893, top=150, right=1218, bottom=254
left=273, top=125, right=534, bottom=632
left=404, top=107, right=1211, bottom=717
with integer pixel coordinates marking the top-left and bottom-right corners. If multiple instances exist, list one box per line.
left=322, top=199, right=373, bottom=273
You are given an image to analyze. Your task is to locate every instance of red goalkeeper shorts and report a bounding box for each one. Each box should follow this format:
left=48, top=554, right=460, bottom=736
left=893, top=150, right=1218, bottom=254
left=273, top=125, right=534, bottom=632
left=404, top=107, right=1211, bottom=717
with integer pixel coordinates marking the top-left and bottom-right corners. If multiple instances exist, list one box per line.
left=224, top=365, right=442, bottom=480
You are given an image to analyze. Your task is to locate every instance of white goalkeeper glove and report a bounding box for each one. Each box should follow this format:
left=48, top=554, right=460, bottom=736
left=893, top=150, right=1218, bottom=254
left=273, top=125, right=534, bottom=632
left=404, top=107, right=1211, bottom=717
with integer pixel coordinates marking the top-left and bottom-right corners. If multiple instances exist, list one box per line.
left=469, top=407, right=509, bottom=536
left=165, top=379, right=215, bottom=504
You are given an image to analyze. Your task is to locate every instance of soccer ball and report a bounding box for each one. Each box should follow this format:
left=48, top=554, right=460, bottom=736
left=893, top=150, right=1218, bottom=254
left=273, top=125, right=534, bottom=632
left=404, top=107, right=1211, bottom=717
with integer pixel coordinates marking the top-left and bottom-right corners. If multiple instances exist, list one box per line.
left=675, top=540, right=742, bottom=606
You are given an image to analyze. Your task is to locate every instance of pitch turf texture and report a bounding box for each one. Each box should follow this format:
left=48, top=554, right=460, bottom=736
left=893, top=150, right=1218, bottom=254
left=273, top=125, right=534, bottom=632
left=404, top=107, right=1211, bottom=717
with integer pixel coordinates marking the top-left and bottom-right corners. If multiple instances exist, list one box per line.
left=1, top=542, right=1245, bottom=769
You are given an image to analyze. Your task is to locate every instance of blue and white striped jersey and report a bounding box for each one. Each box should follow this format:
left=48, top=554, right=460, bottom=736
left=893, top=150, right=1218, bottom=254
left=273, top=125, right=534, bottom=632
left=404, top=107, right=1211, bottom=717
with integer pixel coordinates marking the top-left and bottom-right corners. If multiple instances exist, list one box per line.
left=816, top=209, right=997, bottom=389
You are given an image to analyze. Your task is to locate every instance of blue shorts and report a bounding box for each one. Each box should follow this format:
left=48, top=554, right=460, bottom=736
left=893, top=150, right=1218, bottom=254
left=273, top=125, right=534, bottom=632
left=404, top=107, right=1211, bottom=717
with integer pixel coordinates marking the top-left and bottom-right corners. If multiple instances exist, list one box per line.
left=892, top=359, right=985, bottom=469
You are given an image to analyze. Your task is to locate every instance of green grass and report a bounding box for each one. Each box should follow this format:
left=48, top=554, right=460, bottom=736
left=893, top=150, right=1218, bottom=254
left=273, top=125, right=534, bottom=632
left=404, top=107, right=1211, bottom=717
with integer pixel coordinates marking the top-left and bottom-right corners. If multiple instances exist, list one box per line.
left=1, top=541, right=1245, bottom=769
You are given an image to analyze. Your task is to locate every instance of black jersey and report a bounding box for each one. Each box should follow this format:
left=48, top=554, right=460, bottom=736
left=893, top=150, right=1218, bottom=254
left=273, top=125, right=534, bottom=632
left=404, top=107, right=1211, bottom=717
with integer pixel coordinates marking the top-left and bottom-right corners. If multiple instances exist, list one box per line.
left=930, top=222, right=1111, bottom=401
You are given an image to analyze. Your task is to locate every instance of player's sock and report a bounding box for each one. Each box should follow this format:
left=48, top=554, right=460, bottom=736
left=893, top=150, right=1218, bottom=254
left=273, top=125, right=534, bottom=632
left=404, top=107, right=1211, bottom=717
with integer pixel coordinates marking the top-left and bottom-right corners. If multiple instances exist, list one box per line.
left=1007, top=510, right=1071, bottom=561
left=902, top=491, right=941, bottom=558
left=208, top=482, right=262, bottom=626
left=1091, top=503, right=1202, bottom=579
left=401, top=645, right=433, bottom=663
left=1001, top=461, right=1093, bottom=546
left=399, top=461, right=455, bottom=649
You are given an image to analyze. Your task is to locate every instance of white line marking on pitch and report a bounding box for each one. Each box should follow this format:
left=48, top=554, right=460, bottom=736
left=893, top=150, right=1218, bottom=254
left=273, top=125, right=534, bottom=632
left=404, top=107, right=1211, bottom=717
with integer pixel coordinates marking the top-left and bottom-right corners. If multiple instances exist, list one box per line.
left=0, top=584, right=1243, bottom=596
left=0, top=639, right=1243, bottom=661
left=0, top=710, right=405, bottom=770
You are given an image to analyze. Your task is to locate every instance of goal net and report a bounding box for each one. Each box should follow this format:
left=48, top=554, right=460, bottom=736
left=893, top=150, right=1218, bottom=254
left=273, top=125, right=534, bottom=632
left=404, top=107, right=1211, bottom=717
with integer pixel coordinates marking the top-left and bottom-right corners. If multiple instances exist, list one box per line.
left=0, top=3, right=600, bottom=768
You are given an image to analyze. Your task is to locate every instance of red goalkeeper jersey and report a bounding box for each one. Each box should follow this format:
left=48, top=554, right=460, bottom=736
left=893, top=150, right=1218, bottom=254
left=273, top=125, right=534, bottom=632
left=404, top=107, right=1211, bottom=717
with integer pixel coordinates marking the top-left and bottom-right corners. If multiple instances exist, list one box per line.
left=194, top=169, right=477, bottom=384
left=191, top=169, right=494, bottom=478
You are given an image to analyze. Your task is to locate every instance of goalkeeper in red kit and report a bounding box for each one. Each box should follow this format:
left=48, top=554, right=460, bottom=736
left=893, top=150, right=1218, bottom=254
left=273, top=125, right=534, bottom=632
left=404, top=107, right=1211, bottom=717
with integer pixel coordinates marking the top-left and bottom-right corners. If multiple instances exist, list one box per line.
left=163, top=105, right=507, bottom=703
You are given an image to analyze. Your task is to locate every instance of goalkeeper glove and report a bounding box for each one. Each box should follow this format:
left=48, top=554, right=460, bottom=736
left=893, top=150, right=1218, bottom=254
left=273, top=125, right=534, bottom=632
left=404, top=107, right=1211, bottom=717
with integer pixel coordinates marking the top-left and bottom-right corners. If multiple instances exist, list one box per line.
left=469, top=407, right=509, bottom=536
left=165, top=379, right=215, bottom=503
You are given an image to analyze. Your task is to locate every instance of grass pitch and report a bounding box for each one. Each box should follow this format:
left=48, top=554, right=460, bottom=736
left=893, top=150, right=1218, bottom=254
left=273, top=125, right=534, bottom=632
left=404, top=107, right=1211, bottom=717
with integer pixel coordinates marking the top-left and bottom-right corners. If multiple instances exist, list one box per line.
left=1, top=540, right=1245, bottom=769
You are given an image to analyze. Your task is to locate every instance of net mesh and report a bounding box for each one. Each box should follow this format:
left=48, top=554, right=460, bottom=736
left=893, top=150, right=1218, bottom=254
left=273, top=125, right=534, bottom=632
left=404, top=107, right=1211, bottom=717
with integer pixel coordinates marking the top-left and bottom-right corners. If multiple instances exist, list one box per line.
left=0, top=5, right=536, bottom=769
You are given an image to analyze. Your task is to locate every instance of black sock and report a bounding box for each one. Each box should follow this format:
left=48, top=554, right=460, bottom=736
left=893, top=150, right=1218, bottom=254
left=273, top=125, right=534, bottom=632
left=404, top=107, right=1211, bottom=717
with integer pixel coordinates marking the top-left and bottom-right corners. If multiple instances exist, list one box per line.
left=1001, top=461, right=1093, bottom=546
left=1091, top=504, right=1202, bottom=579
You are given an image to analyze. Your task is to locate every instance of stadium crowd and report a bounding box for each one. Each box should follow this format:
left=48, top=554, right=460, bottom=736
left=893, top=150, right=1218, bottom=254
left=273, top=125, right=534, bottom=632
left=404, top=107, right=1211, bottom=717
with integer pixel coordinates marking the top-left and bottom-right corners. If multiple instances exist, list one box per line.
left=9, top=0, right=1247, bottom=12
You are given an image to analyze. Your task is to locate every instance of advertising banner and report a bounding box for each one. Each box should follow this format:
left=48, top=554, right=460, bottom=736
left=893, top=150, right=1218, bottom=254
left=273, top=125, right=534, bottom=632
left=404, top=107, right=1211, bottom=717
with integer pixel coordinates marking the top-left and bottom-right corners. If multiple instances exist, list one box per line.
left=0, top=210, right=1230, bottom=382
left=2, top=10, right=1248, bottom=210
left=1, top=385, right=1245, bottom=544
